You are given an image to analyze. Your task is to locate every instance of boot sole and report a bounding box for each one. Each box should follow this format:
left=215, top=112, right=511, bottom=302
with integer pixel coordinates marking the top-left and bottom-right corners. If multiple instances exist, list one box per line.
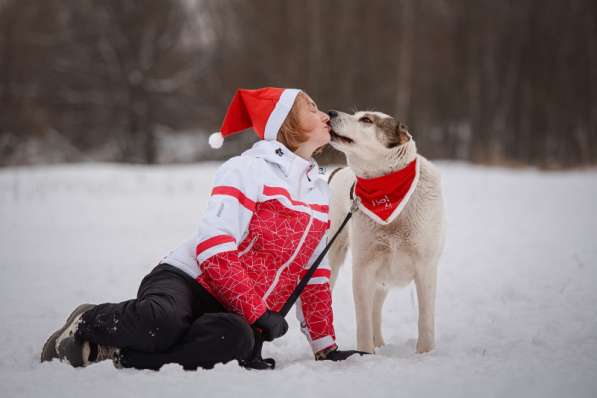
left=40, top=303, right=96, bottom=362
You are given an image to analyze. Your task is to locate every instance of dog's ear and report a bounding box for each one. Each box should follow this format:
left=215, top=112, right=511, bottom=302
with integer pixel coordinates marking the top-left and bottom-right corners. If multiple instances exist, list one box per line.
left=386, top=119, right=410, bottom=148
left=395, top=122, right=411, bottom=145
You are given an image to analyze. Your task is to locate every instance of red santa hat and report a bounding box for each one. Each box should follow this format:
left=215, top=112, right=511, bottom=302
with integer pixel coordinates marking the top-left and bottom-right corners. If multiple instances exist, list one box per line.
left=208, top=87, right=301, bottom=149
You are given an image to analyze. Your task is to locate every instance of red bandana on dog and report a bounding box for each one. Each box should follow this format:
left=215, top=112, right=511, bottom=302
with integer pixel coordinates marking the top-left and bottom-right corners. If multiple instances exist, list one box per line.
left=354, top=158, right=419, bottom=224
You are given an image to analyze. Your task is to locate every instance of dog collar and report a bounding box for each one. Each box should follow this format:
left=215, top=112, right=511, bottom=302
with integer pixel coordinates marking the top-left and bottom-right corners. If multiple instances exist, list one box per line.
left=353, top=158, right=419, bottom=225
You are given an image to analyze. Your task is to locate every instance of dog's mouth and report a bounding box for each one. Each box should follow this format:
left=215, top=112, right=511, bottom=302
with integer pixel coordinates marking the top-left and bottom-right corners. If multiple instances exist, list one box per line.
left=330, top=129, right=354, bottom=145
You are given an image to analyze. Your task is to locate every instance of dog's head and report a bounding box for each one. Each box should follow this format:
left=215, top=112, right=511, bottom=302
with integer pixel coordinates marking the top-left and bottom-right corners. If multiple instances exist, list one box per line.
left=328, top=110, right=417, bottom=176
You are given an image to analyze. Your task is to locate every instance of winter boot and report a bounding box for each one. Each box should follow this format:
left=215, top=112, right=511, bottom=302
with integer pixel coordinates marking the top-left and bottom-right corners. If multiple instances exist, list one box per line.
left=56, top=336, right=120, bottom=368
left=40, top=303, right=96, bottom=362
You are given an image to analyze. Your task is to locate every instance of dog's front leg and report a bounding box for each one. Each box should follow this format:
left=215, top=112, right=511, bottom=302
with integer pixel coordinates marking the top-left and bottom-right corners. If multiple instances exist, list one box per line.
left=352, top=256, right=380, bottom=354
left=373, top=288, right=388, bottom=348
left=414, top=260, right=437, bottom=353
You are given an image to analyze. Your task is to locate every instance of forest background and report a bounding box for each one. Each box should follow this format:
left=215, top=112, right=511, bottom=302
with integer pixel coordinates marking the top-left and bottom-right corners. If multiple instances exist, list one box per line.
left=1, top=0, right=595, bottom=168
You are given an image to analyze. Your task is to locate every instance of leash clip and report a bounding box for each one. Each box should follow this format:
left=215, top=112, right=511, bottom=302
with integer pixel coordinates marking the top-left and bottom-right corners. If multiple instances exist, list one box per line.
left=350, top=196, right=360, bottom=213
left=349, top=181, right=359, bottom=214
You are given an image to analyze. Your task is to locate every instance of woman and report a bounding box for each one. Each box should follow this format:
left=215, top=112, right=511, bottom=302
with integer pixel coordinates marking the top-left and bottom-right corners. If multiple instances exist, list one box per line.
left=41, top=87, right=363, bottom=370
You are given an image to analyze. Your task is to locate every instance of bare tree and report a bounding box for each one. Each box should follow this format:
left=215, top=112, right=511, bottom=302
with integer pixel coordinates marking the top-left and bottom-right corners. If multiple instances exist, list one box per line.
left=2, top=0, right=596, bottom=167
left=396, top=0, right=415, bottom=120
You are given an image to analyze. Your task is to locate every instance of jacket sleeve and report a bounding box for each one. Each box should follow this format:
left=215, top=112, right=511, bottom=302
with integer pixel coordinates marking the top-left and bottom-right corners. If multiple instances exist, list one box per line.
left=194, top=156, right=267, bottom=324
left=295, top=227, right=337, bottom=354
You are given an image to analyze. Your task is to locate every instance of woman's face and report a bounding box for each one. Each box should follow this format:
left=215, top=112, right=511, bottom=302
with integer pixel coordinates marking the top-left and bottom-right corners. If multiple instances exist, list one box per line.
left=296, top=93, right=331, bottom=148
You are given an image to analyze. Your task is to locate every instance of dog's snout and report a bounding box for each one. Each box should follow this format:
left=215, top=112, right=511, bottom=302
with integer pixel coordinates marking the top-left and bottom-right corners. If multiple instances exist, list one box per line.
left=327, top=110, right=339, bottom=118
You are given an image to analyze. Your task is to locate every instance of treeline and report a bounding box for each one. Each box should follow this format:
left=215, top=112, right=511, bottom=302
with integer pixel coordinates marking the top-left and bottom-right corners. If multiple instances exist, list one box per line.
left=1, top=0, right=596, bottom=167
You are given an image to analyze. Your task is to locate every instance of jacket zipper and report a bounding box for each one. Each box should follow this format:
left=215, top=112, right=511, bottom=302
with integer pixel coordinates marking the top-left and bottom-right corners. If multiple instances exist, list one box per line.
left=238, top=235, right=257, bottom=257
left=262, top=208, right=314, bottom=301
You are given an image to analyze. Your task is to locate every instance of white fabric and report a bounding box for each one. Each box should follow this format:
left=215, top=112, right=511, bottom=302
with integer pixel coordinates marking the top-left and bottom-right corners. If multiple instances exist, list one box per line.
left=160, top=139, right=332, bottom=352
left=310, top=336, right=336, bottom=353
left=261, top=190, right=328, bottom=222
left=264, top=89, right=301, bottom=140
left=194, top=156, right=262, bottom=262
left=307, top=277, right=329, bottom=285
left=160, top=139, right=329, bottom=279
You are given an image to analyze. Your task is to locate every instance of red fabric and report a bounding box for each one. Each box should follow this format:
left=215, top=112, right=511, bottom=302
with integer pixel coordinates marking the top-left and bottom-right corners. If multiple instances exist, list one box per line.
left=355, top=159, right=417, bottom=223
left=211, top=185, right=256, bottom=211
left=263, top=185, right=329, bottom=213
left=220, top=87, right=284, bottom=139
left=197, top=250, right=268, bottom=324
left=196, top=199, right=334, bottom=340
left=195, top=235, right=236, bottom=258
left=301, top=268, right=331, bottom=279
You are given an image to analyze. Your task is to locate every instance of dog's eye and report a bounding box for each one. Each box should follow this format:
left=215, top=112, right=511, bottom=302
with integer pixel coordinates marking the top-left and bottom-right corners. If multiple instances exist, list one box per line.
left=359, top=117, right=373, bottom=124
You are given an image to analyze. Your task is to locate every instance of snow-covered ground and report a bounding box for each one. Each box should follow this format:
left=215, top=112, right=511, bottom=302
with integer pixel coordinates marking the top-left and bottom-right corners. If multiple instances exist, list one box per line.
left=1, top=162, right=596, bottom=397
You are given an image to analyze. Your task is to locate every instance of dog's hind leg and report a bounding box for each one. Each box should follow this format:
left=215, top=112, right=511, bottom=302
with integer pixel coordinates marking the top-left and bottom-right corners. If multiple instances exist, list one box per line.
left=414, top=259, right=438, bottom=353
left=373, top=287, right=388, bottom=348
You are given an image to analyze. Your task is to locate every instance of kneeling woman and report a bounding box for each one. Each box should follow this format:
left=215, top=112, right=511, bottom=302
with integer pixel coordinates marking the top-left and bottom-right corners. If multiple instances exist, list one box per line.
left=41, top=87, right=362, bottom=370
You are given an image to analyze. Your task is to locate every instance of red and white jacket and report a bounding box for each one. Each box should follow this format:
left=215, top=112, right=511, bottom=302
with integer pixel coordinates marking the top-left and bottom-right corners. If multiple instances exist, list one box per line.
left=161, top=140, right=336, bottom=353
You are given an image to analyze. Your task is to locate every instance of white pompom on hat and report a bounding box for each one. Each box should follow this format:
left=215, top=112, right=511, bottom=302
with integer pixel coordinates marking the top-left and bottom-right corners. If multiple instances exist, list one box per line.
left=208, top=132, right=224, bottom=149
left=209, top=87, right=301, bottom=149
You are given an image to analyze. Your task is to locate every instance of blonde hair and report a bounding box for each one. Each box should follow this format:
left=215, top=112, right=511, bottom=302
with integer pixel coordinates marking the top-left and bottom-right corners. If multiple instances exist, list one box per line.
left=277, top=92, right=308, bottom=152
left=277, top=92, right=325, bottom=155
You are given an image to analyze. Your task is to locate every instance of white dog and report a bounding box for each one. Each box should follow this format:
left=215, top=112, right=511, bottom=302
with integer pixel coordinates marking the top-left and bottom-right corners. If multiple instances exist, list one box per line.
left=327, top=110, right=446, bottom=354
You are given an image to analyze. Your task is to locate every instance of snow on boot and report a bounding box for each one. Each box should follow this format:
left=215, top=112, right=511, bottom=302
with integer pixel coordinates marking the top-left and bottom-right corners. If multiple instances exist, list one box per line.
left=40, top=303, right=96, bottom=362
left=57, top=336, right=120, bottom=368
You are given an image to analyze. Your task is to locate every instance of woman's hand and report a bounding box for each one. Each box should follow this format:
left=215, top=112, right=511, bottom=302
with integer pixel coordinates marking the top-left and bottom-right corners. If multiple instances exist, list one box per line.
left=252, top=310, right=288, bottom=341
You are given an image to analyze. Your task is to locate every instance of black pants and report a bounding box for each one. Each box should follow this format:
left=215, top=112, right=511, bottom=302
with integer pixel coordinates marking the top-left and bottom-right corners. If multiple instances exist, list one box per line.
left=75, top=264, right=255, bottom=370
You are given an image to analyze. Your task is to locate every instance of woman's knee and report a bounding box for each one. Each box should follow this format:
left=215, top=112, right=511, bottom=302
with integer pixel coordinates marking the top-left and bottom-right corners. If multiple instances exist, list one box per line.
left=187, top=313, right=255, bottom=360
left=224, top=314, right=255, bottom=359
left=135, top=297, right=191, bottom=351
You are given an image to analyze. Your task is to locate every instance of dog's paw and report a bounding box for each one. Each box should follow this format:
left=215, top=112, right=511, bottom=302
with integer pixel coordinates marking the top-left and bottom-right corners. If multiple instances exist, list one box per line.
left=356, top=342, right=376, bottom=354
left=416, top=337, right=435, bottom=353
left=373, top=336, right=385, bottom=348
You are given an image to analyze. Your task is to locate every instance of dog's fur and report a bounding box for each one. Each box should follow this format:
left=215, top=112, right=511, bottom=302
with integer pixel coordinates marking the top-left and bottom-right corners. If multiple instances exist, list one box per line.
left=327, top=110, right=446, bottom=354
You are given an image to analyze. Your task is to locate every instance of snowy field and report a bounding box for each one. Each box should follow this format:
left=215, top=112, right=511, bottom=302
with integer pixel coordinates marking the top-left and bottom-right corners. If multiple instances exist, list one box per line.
left=1, top=161, right=596, bottom=398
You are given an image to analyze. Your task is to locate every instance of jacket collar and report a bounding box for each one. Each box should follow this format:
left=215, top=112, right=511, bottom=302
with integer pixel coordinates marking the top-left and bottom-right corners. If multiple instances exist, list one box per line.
left=242, top=140, right=318, bottom=181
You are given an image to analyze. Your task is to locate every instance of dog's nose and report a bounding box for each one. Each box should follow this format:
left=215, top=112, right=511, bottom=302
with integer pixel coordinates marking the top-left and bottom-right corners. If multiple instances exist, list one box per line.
left=327, top=110, right=338, bottom=118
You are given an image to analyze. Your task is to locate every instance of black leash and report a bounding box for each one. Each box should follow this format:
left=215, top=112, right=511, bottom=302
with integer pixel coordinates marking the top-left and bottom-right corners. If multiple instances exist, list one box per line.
left=280, top=193, right=358, bottom=317
left=240, top=187, right=359, bottom=370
